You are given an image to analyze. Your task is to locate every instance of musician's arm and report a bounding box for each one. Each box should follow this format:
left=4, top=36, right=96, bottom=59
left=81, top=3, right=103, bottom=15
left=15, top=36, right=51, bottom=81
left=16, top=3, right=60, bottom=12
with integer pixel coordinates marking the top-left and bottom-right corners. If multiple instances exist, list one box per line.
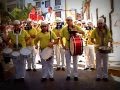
left=48, top=31, right=59, bottom=47
left=91, top=38, right=95, bottom=44
left=90, top=30, right=96, bottom=44
left=4, top=32, right=13, bottom=47
left=77, top=26, right=85, bottom=36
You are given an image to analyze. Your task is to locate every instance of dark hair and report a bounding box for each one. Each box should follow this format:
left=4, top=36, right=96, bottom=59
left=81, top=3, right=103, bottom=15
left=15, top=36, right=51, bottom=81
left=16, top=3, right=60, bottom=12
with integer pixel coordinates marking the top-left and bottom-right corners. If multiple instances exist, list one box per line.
left=48, top=6, right=52, bottom=10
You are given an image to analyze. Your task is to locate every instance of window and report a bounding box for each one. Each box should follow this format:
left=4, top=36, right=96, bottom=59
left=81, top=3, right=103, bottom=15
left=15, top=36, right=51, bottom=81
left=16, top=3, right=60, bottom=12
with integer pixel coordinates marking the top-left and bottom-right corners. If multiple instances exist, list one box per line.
left=27, top=3, right=32, bottom=7
left=45, top=0, right=50, bottom=8
left=55, top=11, right=61, bottom=17
left=55, top=0, right=61, bottom=6
left=36, top=2, right=41, bottom=8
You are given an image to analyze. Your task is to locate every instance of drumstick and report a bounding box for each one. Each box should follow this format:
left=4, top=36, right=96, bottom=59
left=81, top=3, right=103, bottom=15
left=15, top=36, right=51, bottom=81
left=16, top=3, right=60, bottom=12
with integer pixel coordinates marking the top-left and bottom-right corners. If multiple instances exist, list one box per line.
left=112, top=42, right=120, bottom=45
left=16, top=34, right=18, bottom=49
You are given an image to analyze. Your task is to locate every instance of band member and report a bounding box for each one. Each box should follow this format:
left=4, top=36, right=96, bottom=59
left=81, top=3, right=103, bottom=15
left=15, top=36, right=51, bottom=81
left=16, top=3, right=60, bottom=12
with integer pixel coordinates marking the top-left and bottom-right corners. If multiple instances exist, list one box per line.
left=84, top=21, right=95, bottom=70
left=34, top=21, right=58, bottom=82
left=61, top=16, right=84, bottom=81
left=91, top=18, right=112, bottom=81
left=53, top=17, right=66, bottom=71
left=25, top=19, right=38, bottom=71
left=6, top=20, right=30, bottom=82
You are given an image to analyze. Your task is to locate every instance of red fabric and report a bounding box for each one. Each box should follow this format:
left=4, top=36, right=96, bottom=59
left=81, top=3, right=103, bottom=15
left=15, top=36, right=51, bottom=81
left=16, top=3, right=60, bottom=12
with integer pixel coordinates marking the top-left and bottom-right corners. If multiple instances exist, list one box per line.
left=28, top=8, right=44, bottom=21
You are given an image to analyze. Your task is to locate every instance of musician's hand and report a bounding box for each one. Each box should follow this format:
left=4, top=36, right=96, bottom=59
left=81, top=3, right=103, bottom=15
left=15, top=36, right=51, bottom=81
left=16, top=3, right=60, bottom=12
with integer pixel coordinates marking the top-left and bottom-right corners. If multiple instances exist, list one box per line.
left=48, top=42, right=54, bottom=48
left=35, top=45, right=38, bottom=49
left=31, top=35, right=36, bottom=38
left=62, top=45, right=69, bottom=50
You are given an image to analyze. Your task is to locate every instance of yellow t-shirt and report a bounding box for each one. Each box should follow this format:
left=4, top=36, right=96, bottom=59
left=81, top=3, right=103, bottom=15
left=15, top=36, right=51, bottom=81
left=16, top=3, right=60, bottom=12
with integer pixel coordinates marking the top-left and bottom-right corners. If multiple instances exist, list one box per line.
left=34, top=31, right=57, bottom=49
left=26, top=28, right=38, bottom=46
left=61, top=25, right=84, bottom=48
left=52, top=28, right=66, bottom=45
left=91, top=28, right=112, bottom=50
left=85, top=30, right=94, bottom=45
left=8, top=30, right=30, bottom=48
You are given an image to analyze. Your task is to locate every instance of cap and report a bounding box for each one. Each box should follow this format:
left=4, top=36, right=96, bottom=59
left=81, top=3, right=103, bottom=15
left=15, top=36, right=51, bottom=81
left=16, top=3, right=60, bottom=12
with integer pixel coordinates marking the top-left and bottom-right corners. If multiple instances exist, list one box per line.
left=41, top=21, right=48, bottom=26
left=66, top=16, right=73, bottom=20
left=26, top=18, right=32, bottom=23
left=55, top=17, right=62, bottom=23
left=97, top=18, right=104, bottom=23
left=13, top=20, right=20, bottom=25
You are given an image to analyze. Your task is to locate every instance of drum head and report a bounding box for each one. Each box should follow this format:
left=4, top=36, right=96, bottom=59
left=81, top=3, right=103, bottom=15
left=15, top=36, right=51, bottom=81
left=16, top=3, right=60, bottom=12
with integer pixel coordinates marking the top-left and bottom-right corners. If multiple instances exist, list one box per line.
left=70, top=36, right=83, bottom=55
left=11, top=51, right=20, bottom=56
left=3, top=48, right=12, bottom=54
left=20, top=48, right=31, bottom=55
left=41, top=47, right=53, bottom=60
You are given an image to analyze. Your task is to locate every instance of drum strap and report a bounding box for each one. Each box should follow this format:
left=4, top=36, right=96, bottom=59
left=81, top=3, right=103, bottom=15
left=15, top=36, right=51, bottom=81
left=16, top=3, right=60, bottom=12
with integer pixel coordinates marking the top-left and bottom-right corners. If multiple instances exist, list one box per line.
left=50, top=31, right=52, bottom=42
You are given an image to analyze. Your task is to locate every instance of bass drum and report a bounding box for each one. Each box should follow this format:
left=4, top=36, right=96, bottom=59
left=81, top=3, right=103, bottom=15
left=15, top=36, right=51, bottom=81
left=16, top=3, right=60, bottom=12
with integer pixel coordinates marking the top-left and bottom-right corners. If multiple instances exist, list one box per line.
left=40, top=47, right=53, bottom=61
left=70, top=35, right=83, bottom=56
left=3, top=48, right=13, bottom=63
left=20, top=48, right=31, bottom=60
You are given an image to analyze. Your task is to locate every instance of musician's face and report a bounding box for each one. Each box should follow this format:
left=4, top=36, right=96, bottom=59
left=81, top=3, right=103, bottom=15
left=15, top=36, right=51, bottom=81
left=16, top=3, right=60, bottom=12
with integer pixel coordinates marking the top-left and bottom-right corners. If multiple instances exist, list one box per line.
left=14, top=24, right=21, bottom=31
left=97, top=22, right=104, bottom=29
left=66, top=19, right=73, bottom=25
left=41, top=25, right=49, bottom=32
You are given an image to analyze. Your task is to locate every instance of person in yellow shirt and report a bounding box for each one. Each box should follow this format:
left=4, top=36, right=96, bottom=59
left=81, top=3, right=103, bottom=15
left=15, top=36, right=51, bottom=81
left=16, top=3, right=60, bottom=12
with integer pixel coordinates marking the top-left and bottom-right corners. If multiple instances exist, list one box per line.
left=61, top=16, right=84, bottom=81
left=91, top=18, right=112, bottom=81
left=53, top=17, right=66, bottom=71
left=6, top=20, right=30, bottom=82
left=84, top=21, right=95, bottom=70
left=25, top=20, right=38, bottom=71
left=34, top=21, right=58, bottom=82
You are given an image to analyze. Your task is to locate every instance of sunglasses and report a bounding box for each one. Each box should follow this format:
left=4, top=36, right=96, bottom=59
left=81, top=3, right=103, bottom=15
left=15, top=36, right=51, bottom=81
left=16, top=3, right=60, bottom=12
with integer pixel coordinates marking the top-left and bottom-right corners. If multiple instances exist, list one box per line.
left=41, top=26, right=47, bottom=27
left=66, top=19, right=72, bottom=21
left=98, top=23, right=103, bottom=24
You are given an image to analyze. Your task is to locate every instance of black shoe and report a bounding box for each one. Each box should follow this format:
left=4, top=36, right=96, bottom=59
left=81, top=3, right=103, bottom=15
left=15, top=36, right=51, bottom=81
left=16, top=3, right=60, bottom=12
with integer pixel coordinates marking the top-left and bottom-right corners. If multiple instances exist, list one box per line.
left=41, top=78, right=47, bottom=82
left=14, top=78, right=24, bottom=82
left=26, top=69, right=31, bottom=71
left=33, top=69, right=37, bottom=72
left=49, top=78, right=55, bottom=81
left=37, top=60, right=41, bottom=64
left=79, top=60, right=82, bottom=62
left=103, top=78, right=109, bottom=82
left=14, top=79, right=20, bottom=82
left=56, top=67, right=61, bottom=71
left=19, top=78, right=24, bottom=82
left=66, top=76, right=71, bottom=81
left=61, top=67, right=65, bottom=71
left=74, top=77, right=79, bottom=81
left=96, top=78, right=101, bottom=81
left=84, top=68, right=89, bottom=70
left=90, top=68, right=95, bottom=71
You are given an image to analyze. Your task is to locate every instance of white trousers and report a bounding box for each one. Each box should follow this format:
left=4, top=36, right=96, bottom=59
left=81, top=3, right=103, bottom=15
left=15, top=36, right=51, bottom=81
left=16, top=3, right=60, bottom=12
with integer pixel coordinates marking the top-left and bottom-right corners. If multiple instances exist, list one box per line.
left=26, top=46, right=37, bottom=69
left=12, top=56, right=26, bottom=79
left=84, top=45, right=95, bottom=68
left=65, top=49, right=78, bottom=77
left=96, top=51, right=108, bottom=78
left=54, top=45, right=65, bottom=68
left=40, top=52, right=54, bottom=78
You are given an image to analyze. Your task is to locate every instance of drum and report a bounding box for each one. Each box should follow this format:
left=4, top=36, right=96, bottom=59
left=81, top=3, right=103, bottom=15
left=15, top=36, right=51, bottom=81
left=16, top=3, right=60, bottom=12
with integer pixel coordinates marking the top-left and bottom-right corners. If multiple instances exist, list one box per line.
left=70, top=35, right=83, bottom=55
left=11, top=51, right=20, bottom=61
left=40, top=47, right=53, bottom=61
left=3, top=48, right=13, bottom=63
left=20, top=48, right=31, bottom=59
left=98, top=46, right=112, bottom=53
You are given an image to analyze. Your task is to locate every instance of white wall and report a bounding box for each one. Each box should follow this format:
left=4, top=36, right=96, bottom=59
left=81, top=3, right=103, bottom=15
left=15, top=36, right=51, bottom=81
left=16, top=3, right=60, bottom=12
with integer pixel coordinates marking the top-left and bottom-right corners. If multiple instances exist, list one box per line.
left=90, top=0, right=111, bottom=27
left=109, top=0, right=120, bottom=61
left=66, top=0, right=82, bottom=13
left=25, top=0, right=36, bottom=7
